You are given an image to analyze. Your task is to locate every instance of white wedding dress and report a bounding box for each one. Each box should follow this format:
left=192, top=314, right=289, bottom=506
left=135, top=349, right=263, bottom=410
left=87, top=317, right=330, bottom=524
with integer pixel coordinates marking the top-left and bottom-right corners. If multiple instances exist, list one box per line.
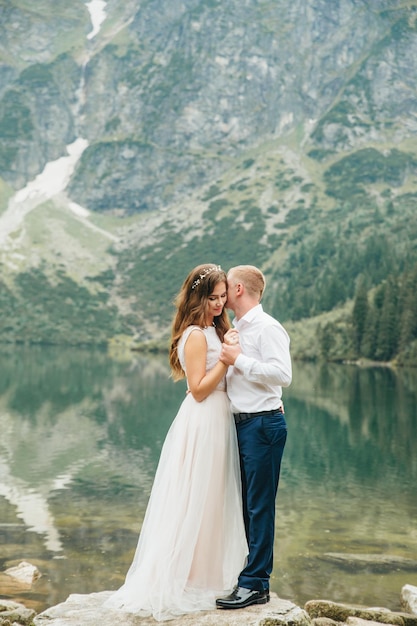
left=105, top=325, right=248, bottom=621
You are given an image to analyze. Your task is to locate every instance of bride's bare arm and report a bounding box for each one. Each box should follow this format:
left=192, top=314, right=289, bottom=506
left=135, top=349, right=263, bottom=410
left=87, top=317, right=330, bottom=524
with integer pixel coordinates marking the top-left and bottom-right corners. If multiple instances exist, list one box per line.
left=184, top=331, right=228, bottom=402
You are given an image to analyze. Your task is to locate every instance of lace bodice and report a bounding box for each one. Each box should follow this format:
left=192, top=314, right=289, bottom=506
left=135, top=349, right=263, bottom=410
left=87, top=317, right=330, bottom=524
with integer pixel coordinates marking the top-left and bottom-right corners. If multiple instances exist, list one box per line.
left=177, top=325, right=226, bottom=392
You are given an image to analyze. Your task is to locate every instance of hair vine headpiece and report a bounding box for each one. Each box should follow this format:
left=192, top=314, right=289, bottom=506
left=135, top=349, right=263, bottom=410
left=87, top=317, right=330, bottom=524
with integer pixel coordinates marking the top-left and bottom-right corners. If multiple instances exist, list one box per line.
left=191, top=265, right=222, bottom=290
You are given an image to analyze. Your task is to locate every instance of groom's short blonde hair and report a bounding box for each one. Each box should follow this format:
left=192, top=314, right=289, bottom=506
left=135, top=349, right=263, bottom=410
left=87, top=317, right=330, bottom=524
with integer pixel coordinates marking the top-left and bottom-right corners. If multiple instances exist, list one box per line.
left=228, top=265, right=265, bottom=300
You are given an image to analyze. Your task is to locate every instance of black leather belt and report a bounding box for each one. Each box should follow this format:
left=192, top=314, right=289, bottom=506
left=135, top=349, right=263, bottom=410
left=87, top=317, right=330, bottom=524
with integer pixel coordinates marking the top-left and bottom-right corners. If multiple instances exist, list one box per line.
left=233, top=407, right=283, bottom=424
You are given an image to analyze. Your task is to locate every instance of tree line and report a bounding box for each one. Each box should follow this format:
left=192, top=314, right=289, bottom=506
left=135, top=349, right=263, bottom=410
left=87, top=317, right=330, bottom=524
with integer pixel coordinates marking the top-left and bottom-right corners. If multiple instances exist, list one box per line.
left=351, top=262, right=417, bottom=365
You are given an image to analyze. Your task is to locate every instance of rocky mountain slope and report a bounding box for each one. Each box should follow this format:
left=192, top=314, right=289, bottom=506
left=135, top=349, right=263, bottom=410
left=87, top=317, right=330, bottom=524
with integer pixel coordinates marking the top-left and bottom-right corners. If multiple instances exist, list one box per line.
left=1, top=0, right=417, bottom=357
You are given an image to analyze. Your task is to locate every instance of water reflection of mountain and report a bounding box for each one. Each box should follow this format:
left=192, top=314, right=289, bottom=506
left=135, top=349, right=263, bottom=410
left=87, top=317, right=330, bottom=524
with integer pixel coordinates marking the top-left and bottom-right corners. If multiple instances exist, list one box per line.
left=1, top=348, right=416, bottom=612
left=284, top=361, right=417, bottom=488
left=0, top=346, right=185, bottom=555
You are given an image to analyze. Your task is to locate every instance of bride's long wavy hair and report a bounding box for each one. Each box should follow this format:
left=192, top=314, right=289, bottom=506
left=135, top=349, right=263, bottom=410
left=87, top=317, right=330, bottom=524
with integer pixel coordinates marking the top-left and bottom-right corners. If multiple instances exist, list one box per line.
left=169, top=264, right=231, bottom=380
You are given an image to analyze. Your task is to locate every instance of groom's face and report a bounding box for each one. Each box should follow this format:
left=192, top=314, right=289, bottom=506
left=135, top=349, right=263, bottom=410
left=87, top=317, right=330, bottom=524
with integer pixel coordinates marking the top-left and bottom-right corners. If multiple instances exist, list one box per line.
left=226, top=271, right=237, bottom=312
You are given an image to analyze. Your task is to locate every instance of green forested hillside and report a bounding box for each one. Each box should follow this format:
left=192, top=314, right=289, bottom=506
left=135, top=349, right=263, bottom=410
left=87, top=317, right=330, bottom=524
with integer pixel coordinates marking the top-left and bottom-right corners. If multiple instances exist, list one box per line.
left=1, top=1, right=417, bottom=364
left=109, top=138, right=417, bottom=366
left=0, top=268, right=124, bottom=345
left=351, top=263, right=417, bottom=366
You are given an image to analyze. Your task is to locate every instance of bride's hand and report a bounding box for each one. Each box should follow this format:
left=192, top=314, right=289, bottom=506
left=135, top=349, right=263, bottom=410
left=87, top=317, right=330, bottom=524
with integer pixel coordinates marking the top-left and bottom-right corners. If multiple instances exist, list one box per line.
left=224, top=329, right=239, bottom=346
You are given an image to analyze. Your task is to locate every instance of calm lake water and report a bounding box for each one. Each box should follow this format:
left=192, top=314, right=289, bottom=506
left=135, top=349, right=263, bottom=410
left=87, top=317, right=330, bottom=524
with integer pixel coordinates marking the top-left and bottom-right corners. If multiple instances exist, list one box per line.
left=0, top=345, right=416, bottom=615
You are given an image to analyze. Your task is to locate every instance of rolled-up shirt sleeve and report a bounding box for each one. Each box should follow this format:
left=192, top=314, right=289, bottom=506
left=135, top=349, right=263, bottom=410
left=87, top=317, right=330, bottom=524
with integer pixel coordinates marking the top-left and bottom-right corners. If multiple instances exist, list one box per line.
left=233, top=324, right=292, bottom=387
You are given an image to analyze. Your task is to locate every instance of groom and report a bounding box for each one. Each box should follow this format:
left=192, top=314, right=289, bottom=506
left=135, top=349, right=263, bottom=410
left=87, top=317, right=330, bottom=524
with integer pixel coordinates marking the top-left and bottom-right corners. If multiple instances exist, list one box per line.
left=217, top=265, right=292, bottom=610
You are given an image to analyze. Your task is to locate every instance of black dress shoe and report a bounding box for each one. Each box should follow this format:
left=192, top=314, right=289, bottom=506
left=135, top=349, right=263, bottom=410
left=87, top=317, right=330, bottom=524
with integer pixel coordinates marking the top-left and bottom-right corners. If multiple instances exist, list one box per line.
left=216, top=586, right=270, bottom=609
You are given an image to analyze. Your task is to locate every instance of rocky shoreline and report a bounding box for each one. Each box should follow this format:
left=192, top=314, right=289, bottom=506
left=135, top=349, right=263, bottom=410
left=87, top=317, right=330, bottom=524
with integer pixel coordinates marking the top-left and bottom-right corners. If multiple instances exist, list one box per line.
left=1, top=562, right=417, bottom=626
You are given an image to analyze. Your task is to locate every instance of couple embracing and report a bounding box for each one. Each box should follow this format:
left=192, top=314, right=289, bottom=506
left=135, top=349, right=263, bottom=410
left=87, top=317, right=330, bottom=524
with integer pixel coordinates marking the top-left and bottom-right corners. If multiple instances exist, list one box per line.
left=105, top=264, right=292, bottom=622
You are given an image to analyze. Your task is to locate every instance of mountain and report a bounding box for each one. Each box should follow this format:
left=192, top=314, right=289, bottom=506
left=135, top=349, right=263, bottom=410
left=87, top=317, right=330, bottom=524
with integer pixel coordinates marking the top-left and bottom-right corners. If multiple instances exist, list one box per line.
left=1, top=0, right=417, bottom=363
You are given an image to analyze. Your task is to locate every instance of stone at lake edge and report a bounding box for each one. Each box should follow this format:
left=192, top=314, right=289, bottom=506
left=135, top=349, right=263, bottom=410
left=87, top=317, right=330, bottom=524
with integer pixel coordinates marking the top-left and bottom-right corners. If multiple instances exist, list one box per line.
left=402, top=586, right=417, bottom=616
left=33, top=590, right=305, bottom=626
left=0, top=598, right=36, bottom=626
left=304, top=599, right=417, bottom=626
left=321, top=554, right=417, bottom=573
left=8, top=585, right=417, bottom=626
left=5, top=560, right=41, bottom=585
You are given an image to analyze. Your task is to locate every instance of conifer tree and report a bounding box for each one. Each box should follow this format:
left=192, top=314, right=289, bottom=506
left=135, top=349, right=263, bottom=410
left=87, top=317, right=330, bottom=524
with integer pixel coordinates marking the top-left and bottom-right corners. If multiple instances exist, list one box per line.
left=352, top=277, right=369, bottom=355
left=319, top=322, right=334, bottom=359
left=399, top=263, right=417, bottom=349
left=361, top=303, right=378, bottom=359
left=375, top=279, right=399, bottom=361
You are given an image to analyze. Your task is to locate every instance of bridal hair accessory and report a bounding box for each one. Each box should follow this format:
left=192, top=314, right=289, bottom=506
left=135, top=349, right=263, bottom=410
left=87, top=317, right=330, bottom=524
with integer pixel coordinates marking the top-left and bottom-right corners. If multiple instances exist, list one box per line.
left=191, top=265, right=222, bottom=290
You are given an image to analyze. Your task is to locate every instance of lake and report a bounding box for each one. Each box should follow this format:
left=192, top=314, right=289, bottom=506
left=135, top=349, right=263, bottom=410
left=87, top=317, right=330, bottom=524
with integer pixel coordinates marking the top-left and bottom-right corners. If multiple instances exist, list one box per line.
left=0, top=345, right=416, bottom=614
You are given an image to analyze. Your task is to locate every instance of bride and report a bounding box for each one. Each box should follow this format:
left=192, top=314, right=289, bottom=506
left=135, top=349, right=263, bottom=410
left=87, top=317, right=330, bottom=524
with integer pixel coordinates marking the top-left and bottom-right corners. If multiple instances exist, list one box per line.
left=105, top=264, right=247, bottom=621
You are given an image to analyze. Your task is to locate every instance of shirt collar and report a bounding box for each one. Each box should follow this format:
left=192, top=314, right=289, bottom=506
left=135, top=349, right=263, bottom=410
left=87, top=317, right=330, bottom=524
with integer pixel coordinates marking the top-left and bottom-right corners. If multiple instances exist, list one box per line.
left=233, top=303, right=263, bottom=329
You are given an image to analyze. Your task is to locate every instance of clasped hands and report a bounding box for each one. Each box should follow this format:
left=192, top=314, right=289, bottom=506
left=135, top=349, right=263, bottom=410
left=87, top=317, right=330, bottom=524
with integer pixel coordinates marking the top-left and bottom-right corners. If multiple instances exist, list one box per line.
left=220, top=329, right=241, bottom=366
